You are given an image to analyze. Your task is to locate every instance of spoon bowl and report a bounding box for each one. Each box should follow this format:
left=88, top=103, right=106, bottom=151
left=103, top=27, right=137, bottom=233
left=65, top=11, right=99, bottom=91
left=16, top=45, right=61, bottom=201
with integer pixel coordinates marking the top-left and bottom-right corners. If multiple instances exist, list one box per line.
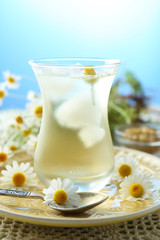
left=48, top=192, right=109, bottom=213
left=0, top=188, right=109, bottom=214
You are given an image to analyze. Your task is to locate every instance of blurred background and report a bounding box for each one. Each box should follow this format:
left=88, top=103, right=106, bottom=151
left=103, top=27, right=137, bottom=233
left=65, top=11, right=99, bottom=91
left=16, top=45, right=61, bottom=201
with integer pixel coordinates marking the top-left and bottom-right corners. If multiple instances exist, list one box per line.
left=0, top=0, right=160, bottom=102
left=0, top=0, right=160, bottom=154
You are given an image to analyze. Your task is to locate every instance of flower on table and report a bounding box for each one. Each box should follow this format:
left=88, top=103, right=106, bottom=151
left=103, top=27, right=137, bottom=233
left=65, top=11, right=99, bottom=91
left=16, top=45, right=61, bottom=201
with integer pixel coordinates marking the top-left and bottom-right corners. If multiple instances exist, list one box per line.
left=21, top=128, right=31, bottom=137
left=14, top=114, right=32, bottom=137
left=43, top=178, right=80, bottom=207
left=14, top=115, right=30, bottom=136
left=111, top=154, right=140, bottom=182
left=15, top=115, right=24, bottom=125
left=3, top=70, right=21, bottom=89
left=7, top=141, right=19, bottom=152
left=0, top=161, right=37, bottom=190
left=0, top=83, right=7, bottom=106
left=119, top=174, right=153, bottom=201
left=0, top=146, right=13, bottom=166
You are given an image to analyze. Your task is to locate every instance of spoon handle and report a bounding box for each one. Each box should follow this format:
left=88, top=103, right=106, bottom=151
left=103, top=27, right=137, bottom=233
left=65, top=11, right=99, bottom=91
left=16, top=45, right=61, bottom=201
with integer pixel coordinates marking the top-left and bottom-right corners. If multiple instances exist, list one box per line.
left=0, top=188, right=44, bottom=200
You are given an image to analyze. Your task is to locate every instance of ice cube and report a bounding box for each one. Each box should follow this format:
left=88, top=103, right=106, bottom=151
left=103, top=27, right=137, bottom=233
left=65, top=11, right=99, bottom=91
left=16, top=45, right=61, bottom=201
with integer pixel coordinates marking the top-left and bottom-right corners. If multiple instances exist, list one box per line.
left=78, top=125, right=105, bottom=148
left=54, top=93, right=101, bottom=129
left=39, top=75, right=76, bottom=103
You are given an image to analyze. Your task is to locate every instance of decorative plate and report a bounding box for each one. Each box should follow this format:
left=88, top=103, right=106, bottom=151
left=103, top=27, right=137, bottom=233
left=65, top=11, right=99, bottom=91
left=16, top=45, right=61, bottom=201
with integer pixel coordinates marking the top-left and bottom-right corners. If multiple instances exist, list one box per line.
left=0, top=147, right=160, bottom=227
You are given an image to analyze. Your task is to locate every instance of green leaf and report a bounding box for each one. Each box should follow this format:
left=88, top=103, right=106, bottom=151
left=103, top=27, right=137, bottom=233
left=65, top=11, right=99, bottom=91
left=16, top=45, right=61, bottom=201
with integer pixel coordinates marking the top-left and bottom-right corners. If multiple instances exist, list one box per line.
left=125, top=72, right=143, bottom=94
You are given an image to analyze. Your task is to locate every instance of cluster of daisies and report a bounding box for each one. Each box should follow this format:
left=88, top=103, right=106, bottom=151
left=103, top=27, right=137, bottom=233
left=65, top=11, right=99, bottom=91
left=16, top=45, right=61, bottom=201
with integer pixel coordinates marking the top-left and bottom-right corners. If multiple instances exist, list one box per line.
left=0, top=154, right=155, bottom=208
left=111, top=153, right=154, bottom=201
left=0, top=160, right=80, bottom=207
left=0, top=71, right=43, bottom=163
left=0, top=71, right=21, bottom=106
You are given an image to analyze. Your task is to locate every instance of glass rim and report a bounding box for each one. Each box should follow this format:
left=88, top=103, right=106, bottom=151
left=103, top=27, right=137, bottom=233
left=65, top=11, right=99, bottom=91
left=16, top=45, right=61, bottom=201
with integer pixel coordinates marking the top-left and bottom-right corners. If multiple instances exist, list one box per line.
left=28, top=58, right=121, bottom=69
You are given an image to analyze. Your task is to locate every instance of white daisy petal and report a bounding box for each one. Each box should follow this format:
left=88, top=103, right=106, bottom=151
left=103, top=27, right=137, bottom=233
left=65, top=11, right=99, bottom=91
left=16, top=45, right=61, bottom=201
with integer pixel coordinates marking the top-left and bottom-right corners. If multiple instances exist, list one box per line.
left=6, top=164, right=13, bottom=172
left=1, top=170, right=9, bottom=177
left=56, top=178, right=62, bottom=189
left=20, top=162, right=30, bottom=171
left=67, top=186, right=79, bottom=195
left=13, top=161, right=19, bottom=169
left=62, top=178, right=73, bottom=191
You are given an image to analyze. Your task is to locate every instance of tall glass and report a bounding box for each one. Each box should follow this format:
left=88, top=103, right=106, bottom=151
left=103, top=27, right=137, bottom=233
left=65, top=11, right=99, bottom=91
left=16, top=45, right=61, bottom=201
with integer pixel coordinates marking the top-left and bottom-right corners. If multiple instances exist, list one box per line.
left=29, top=58, right=121, bottom=192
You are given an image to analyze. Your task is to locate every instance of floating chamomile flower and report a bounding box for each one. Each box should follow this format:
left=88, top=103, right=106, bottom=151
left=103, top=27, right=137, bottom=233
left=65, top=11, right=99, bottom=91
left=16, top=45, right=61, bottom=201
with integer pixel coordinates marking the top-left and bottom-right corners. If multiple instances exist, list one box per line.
left=119, top=175, right=153, bottom=201
left=0, top=146, right=12, bottom=165
left=3, top=70, right=21, bottom=89
left=84, top=68, right=98, bottom=84
left=112, top=154, right=140, bottom=182
left=0, top=161, right=37, bottom=190
left=43, top=178, right=80, bottom=207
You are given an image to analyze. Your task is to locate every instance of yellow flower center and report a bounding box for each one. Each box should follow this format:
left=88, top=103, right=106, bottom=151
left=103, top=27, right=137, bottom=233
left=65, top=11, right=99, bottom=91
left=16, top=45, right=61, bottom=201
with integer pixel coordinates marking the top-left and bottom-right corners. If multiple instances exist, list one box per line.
left=10, top=145, right=18, bottom=151
left=129, top=183, right=144, bottom=198
left=118, top=164, right=132, bottom=178
left=12, top=172, right=26, bottom=187
left=54, top=190, right=68, bottom=205
left=0, top=152, right=7, bottom=162
left=0, top=90, right=5, bottom=98
left=16, top=116, right=23, bottom=124
left=8, top=76, right=15, bottom=83
left=22, top=129, right=31, bottom=136
left=34, top=106, right=43, bottom=118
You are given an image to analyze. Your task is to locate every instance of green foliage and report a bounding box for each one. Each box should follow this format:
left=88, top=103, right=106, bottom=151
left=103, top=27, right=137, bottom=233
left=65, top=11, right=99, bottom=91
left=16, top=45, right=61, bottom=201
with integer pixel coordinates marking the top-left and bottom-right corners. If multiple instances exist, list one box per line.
left=108, top=71, right=148, bottom=134
left=125, top=72, right=143, bottom=94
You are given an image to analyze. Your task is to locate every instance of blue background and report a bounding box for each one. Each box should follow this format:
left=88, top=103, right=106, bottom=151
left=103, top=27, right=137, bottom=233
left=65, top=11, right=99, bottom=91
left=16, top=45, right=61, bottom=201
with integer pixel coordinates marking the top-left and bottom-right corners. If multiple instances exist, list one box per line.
left=0, top=0, right=160, bottom=108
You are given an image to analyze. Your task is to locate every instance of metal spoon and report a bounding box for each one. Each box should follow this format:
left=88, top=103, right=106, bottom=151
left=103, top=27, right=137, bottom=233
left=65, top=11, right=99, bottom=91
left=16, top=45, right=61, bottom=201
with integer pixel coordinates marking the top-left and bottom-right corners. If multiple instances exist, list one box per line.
left=0, top=188, right=109, bottom=214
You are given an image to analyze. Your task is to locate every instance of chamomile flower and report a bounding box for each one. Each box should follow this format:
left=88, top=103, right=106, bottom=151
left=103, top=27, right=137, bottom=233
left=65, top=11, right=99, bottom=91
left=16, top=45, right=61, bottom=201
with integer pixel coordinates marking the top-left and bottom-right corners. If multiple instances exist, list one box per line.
left=21, top=128, right=31, bottom=137
left=15, top=115, right=24, bottom=125
left=26, top=98, right=43, bottom=119
left=27, top=90, right=38, bottom=101
left=7, top=141, right=19, bottom=152
left=0, top=84, right=7, bottom=106
left=16, top=121, right=31, bottom=136
left=0, top=146, right=12, bottom=165
left=119, top=175, right=153, bottom=201
left=0, top=161, right=37, bottom=190
left=43, top=178, right=80, bottom=207
left=3, top=70, right=21, bottom=89
left=25, top=134, right=37, bottom=156
left=112, top=154, right=140, bottom=182
left=14, top=115, right=31, bottom=136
